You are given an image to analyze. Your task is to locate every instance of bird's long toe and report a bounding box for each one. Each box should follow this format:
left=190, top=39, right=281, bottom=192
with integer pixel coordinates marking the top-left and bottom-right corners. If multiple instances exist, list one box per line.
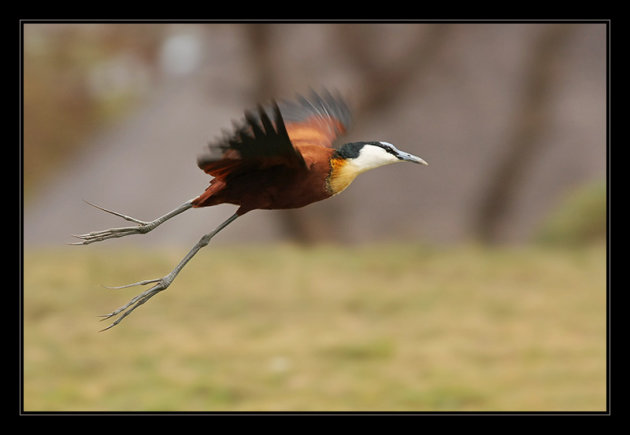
left=71, top=225, right=150, bottom=245
left=98, top=277, right=171, bottom=331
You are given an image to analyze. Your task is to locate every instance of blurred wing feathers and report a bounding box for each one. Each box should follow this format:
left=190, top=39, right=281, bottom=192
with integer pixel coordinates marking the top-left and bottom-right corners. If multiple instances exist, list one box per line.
left=197, top=90, right=351, bottom=179
left=280, top=89, right=351, bottom=148
left=198, top=102, right=305, bottom=178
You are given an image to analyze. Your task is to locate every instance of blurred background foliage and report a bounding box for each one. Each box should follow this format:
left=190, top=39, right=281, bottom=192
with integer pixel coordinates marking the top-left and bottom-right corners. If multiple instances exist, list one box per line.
left=535, top=180, right=606, bottom=246
left=22, top=22, right=607, bottom=412
left=23, top=24, right=163, bottom=197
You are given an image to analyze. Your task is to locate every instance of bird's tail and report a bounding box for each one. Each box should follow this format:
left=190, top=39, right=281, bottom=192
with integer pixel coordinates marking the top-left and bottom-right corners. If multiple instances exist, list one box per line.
left=191, top=179, right=227, bottom=208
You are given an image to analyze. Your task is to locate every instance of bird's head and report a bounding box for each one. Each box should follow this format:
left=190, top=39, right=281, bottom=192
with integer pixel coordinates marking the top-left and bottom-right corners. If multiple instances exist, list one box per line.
left=336, top=141, right=428, bottom=173
left=328, top=141, right=427, bottom=195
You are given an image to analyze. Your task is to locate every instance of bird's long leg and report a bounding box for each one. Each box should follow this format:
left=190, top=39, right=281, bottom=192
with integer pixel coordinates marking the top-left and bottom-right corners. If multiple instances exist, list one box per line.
left=71, top=199, right=194, bottom=245
left=99, top=213, right=239, bottom=331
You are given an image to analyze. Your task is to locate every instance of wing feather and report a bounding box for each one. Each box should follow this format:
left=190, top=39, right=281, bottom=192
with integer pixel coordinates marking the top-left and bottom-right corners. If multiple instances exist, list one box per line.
left=280, top=89, right=351, bottom=148
left=197, top=90, right=351, bottom=179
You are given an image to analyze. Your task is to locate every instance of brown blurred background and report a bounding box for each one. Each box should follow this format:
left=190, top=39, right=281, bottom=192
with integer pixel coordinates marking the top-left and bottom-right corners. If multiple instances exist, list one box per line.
left=23, top=23, right=606, bottom=247
left=22, top=23, right=608, bottom=412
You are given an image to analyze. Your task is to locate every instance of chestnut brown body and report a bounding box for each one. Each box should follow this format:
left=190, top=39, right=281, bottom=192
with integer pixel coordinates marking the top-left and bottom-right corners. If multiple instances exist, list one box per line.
left=192, top=145, right=337, bottom=214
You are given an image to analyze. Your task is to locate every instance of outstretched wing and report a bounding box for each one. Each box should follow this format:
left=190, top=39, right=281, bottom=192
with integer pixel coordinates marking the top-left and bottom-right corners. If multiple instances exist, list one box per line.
left=197, top=90, right=351, bottom=179
left=198, top=101, right=305, bottom=178
left=280, top=89, right=351, bottom=149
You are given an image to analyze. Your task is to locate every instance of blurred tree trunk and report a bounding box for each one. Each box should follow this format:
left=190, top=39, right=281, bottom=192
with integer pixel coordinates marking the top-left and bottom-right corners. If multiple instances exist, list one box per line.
left=336, top=24, right=451, bottom=115
left=244, top=24, right=277, bottom=102
left=473, top=24, right=578, bottom=243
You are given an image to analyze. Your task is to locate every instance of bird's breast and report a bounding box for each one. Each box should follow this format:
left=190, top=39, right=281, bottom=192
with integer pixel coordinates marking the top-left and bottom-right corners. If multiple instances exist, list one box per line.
left=327, top=158, right=360, bottom=195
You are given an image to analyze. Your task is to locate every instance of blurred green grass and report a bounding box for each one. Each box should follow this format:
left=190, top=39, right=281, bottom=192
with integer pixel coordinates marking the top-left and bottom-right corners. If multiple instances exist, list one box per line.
left=23, top=243, right=606, bottom=411
left=536, top=180, right=606, bottom=246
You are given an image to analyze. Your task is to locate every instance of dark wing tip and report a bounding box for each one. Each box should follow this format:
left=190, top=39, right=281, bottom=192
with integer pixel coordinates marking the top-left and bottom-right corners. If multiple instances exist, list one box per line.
left=198, top=90, right=350, bottom=171
left=198, top=96, right=306, bottom=172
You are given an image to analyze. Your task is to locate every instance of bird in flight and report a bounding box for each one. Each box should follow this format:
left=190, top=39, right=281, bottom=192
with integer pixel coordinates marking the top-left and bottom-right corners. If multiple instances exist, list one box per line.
left=73, top=90, right=428, bottom=330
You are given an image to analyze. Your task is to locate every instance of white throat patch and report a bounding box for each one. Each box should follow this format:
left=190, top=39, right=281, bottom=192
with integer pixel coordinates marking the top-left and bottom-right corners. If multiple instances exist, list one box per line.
left=350, top=143, right=399, bottom=173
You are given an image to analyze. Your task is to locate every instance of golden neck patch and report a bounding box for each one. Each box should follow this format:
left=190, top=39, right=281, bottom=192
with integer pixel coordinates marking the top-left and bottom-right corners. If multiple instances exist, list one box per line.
left=327, top=157, right=361, bottom=195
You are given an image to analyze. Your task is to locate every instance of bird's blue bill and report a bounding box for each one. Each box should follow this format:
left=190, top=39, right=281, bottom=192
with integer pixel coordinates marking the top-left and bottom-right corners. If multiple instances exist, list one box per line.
left=397, top=150, right=428, bottom=165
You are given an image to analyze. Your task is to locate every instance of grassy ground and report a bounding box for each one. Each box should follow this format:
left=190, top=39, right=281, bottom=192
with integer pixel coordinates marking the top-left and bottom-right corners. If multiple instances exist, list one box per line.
left=23, top=243, right=607, bottom=412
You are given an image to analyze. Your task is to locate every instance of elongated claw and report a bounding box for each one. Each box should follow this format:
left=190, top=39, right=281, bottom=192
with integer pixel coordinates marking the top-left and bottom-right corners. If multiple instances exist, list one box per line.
left=71, top=227, right=151, bottom=245
left=82, top=200, right=149, bottom=225
left=98, top=276, right=172, bottom=331
left=71, top=199, right=194, bottom=246
left=88, top=211, right=237, bottom=331
left=71, top=202, right=154, bottom=245
left=102, top=278, right=162, bottom=290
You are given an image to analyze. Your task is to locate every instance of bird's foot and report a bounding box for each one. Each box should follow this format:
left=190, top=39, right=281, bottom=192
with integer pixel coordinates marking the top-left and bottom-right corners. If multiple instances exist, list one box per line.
left=70, top=200, right=155, bottom=245
left=98, top=274, right=174, bottom=331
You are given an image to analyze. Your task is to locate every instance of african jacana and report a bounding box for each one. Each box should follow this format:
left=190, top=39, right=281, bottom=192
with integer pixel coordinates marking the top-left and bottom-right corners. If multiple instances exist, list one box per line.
left=74, top=90, right=427, bottom=330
